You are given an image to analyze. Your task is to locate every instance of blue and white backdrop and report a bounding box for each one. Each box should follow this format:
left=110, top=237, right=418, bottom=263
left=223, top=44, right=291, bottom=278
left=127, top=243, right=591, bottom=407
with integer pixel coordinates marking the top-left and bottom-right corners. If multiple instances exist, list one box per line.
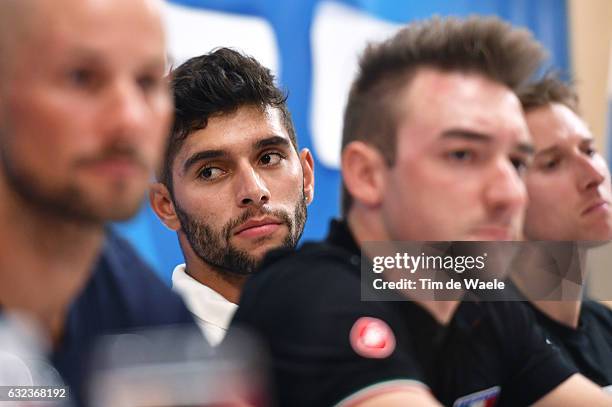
left=114, top=0, right=571, bottom=282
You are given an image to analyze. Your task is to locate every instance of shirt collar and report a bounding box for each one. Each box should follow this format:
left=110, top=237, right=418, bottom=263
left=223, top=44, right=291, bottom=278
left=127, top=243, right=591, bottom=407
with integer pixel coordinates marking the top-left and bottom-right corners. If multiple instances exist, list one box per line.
left=171, top=264, right=238, bottom=332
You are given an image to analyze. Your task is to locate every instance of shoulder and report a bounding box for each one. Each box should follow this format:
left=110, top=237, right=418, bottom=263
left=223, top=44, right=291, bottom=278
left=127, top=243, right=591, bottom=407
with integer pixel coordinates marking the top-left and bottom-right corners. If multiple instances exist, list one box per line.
left=87, top=230, right=194, bottom=327
left=232, top=239, right=414, bottom=353
left=231, top=241, right=428, bottom=407
left=582, top=299, right=612, bottom=321
left=581, top=299, right=612, bottom=333
left=238, top=240, right=362, bottom=307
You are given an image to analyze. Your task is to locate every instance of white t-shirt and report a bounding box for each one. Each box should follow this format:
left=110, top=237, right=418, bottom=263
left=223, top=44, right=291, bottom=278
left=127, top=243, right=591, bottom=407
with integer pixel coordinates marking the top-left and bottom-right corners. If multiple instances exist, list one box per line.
left=171, top=264, right=238, bottom=346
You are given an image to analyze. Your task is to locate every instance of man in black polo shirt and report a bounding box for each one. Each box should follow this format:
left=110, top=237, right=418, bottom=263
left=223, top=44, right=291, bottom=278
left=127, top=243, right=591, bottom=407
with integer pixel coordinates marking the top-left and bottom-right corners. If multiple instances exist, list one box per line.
left=513, top=76, right=612, bottom=391
left=230, top=17, right=612, bottom=406
left=0, top=0, right=200, bottom=404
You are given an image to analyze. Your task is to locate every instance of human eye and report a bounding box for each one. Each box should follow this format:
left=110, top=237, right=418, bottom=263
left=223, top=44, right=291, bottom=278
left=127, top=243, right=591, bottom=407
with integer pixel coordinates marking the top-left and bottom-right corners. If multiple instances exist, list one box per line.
left=446, top=149, right=475, bottom=163
left=510, top=156, right=529, bottom=176
left=197, top=166, right=225, bottom=181
left=540, top=157, right=561, bottom=171
left=66, top=67, right=100, bottom=90
left=259, top=151, right=285, bottom=166
left=136, top=72, right=162, bottom=93
left=582, top=145, right=597, bottom=157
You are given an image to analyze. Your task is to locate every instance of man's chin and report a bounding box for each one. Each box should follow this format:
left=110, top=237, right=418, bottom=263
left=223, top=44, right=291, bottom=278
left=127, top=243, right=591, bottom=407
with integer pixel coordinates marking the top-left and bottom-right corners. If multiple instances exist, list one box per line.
left=237, top=239, right=292, bottom=261
left=63, top=200, right=143, bottom=225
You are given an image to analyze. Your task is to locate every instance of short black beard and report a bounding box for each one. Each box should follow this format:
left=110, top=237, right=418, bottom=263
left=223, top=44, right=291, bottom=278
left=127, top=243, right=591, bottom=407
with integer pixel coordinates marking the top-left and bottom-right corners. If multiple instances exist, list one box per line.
left=175, top=193, right=307, bottom=277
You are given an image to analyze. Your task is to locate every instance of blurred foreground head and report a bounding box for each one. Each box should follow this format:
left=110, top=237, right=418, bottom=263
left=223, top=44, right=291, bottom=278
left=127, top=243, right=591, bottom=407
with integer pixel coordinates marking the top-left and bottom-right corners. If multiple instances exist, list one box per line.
left=341, top=16, right=546, bottom=241
left=519, top=75, right=612, bottom=241
left=0, top=0, right=171, bottom=224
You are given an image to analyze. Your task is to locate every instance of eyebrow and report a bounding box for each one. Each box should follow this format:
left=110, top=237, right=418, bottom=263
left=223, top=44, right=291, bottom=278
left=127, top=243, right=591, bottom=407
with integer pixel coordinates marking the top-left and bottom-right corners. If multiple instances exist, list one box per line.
left=441, top=129, right=493, bottom=142
left=253, top=135, right=292, bottom=150
left=441, top=129, right=534, bottom=155
left=534, top=145, right=560, bottom=157
left=180, top=135, right=291, bottom=175
left=182, top=150, right=227, bottom=174
left=535, top=137, right=594, bottom=158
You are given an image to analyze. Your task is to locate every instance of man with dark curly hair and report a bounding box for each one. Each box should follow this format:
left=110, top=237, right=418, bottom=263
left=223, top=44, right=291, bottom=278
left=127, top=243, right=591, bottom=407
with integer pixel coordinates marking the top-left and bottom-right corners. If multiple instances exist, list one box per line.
left=150, top=48, right=314, bottom=346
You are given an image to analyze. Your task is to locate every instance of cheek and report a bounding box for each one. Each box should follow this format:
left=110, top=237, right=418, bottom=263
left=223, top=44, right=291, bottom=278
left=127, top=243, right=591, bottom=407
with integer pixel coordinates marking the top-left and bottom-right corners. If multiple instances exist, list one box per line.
left=184, top=189, right=225, bottom=216
left=527, top=175, right=572, bottom=209
left=9, top=92, right=96, bottom=162
left=268, top=166, right=303, bottom=199
left=7, top=118, right=75, bottom=172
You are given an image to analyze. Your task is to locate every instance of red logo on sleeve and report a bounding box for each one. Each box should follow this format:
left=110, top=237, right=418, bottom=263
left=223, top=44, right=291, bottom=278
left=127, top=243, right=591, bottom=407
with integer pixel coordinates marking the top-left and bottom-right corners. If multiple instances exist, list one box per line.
left=349, top=317, right=396, bottom=359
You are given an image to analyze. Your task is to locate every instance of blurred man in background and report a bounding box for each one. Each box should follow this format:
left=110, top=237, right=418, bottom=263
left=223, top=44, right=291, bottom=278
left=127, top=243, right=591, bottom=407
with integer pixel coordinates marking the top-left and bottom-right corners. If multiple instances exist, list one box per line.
left=513, top=75, right=612, bottom=390
left=0, top=0, right=199, bottom=403
left=150, top=48, right=314, bottom=346
left=231, top=17, right=612, bottom=406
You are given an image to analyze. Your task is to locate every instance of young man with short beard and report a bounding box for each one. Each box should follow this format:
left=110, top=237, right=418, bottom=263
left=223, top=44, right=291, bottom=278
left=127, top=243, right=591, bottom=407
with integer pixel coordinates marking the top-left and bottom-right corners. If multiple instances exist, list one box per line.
left=512, top=76, right=612, bottom=391
left=150, top=48, right=314, bottom=346
left=230, top=17, right=612, bottom=406
left=0, top=0, right=198, bottom=404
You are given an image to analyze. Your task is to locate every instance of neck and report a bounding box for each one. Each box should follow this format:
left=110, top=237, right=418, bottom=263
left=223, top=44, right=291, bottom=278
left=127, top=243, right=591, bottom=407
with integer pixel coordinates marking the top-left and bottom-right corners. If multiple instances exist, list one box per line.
left=511, top=244, right=587, bottom=329
left=0, top=194, right=104, bottom=346
left=347, top=209, right=460, bottom=325
left=180, top=243, right=247, bottom=304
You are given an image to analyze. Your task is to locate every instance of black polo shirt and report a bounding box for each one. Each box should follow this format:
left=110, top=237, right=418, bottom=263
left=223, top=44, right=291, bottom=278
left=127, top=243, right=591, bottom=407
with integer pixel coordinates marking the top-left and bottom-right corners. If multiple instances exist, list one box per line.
left=525, top=298, right=612, bottom=389
left=231, top=219, right=576, bottom=406
left=24, top=230, right=198, bottom=406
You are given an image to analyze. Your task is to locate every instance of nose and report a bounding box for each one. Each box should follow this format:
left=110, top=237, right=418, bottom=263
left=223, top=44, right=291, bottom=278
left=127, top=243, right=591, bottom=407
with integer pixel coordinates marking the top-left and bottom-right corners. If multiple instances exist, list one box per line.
left=483, top=158, right=527, bottom=218
left=235, top=164, right=270, bottom=208
left=575, top=154, right=606, bottom=192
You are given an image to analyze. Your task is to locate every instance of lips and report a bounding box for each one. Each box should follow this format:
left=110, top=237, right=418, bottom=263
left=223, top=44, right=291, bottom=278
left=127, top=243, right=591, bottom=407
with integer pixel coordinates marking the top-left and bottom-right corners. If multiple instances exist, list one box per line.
left=233, top=217, right=284, bottom=237
left=581, top=199, right=610, bottom=216
left=470, top=225, right=514, bottom=240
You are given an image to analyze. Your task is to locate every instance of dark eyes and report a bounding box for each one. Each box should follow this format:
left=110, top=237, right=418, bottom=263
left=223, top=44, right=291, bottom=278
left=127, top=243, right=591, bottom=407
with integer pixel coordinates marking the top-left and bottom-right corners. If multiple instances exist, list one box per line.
left=260, top=152, right=284, bottom=165
left=136, top=74, right=161, bottom=92
left=511, top=157, right=529, bottom=175
left=66, top=68, right=162, bottom=92
left=539, top=148, right=595, bottom=172
left=197, top=152, right=284, bottom=182
left=198, top=167, right=224, bottom=180
left=67, top=68, right=97, bottom=88
left=447, top=149, right=528, bottom=175
left=448, top=150, right=473, bottom=161
left=541, top=158, right=560, bottom=170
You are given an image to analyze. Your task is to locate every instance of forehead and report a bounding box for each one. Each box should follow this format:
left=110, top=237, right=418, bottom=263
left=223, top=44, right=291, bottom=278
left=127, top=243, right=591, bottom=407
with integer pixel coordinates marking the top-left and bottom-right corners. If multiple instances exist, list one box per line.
left=15, top=0, right=165, bottom=69
left=175, top=106, right=290, bottom=165
left=525, top=103, right=591, bottom=148
left=395, top=68, right=529, bottom=149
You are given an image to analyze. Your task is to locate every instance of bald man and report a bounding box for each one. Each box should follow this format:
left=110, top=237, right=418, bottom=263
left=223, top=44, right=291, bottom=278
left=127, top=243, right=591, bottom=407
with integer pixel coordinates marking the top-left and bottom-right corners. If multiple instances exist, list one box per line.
left=0, top=0, right=199, bottom=403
